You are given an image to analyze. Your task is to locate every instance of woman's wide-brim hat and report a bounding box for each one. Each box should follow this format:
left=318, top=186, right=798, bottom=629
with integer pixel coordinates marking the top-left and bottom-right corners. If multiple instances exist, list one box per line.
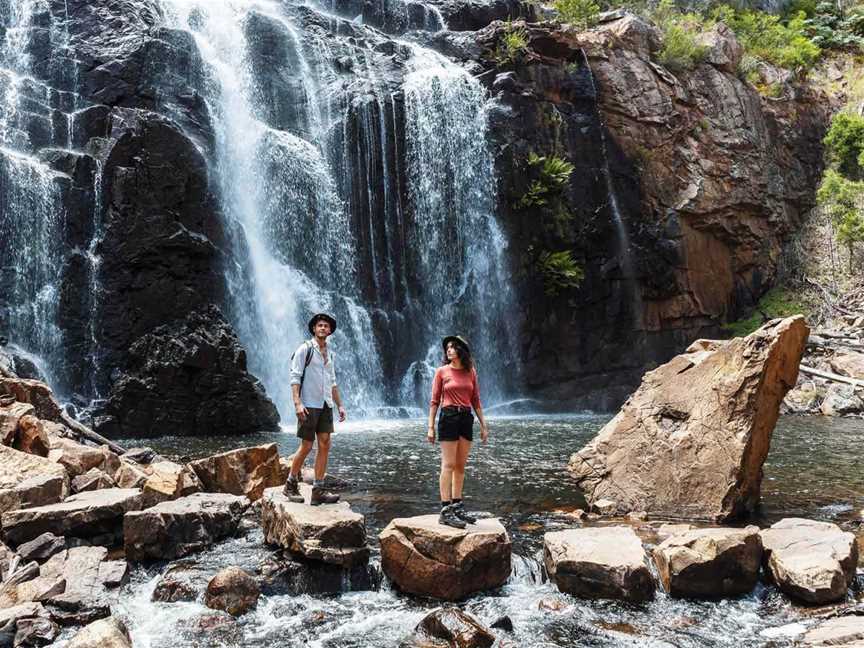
left=308, top=313, right=337, bottom=335
left=442, top=335, right=470, bottom=353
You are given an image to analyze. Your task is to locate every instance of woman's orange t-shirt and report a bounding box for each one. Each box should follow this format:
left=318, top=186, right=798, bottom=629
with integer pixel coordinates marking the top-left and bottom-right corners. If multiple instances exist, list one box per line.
left=430, top=365, right=481, bottom=410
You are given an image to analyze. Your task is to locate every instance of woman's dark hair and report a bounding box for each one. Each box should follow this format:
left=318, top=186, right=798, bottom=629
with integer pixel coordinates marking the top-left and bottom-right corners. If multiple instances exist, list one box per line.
left=443, top=341, right=473, bottom=371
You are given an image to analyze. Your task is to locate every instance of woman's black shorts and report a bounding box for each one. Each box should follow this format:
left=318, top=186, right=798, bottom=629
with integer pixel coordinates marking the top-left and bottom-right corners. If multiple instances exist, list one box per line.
left=438, top=407, right=474, bottom=442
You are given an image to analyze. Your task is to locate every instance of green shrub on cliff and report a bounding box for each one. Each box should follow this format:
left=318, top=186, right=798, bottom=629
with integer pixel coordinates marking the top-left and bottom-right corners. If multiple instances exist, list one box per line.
left=654, top=0, right=710, bottom=72
left=534, top=250, right=585, bottom=296
left=553, top=0, right=601, bottom=30
left=817, top=169, right=864, bottom=268
left=823, top=112, right=864, bottom=179
left=495, top=21, right=529, bottom=66
left=723, top=288, right=807, bottom=337
left=712, top=6, right=821, bottom=72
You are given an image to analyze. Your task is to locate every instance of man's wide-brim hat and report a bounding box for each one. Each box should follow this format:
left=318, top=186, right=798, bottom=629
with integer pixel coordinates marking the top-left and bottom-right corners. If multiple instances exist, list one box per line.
left=308, top=313, right=337, bottom=335
left=442, top=335, right=470, bottom=353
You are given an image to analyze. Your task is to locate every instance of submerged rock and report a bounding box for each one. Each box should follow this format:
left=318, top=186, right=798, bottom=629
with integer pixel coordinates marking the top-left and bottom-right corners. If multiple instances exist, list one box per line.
left=569, top=317, right=809, bottom=521
left=543, top=526, right=655, bottom=602
left=652, top=526, right=762, bottom=598
left=379, top=515, right=511, bottom=601
left=801, top=615, right=864, bottom=646
left=204, top=567, right=260, bottom=617
left=409, top=608, right=495, bottom=648
left=190, top=444, right=283, bottom=501
left=258, top=554, right=380, bottom=596
left=760, top=518, right=858, bottom=604
left=260, top=488, right=369, bottom=568
left=2, top=488, right=146, bottom=546
left=124, top=492, right=248, bottom=561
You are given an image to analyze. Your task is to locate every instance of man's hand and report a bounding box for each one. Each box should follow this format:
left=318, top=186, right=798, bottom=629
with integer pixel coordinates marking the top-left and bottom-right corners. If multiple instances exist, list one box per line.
left=295, top=403, right=308, bottom=422
left=338, top=406, right=346, bottom=422
left=480, top=423, right=489, bottom=444
left=427, top=426, right=435, bottom=445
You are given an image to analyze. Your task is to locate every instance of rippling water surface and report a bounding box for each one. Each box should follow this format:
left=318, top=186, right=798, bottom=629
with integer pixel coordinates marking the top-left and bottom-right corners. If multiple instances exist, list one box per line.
left=112, top=414, right=864, bottom=647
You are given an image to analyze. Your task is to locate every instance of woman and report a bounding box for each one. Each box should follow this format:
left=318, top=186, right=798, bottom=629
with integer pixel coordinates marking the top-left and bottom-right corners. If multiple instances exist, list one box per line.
left=427, top=335, right=489, bottom=529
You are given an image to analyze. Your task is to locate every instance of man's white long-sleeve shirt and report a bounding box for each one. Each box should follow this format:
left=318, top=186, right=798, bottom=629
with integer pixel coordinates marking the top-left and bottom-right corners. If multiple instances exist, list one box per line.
left=290, top=339, right=337, bottom=409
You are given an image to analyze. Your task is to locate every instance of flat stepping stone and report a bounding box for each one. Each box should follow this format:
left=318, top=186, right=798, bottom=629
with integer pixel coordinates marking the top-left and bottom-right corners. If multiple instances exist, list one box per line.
left=544, top=526, right=655, bottom=602
left=260, top=487, right=368, bottom=567
left=379, top=514, right=511, bottom=601
left=124, top=492, right=249, bottom=561
left=760, top=518, right=858, bottom=604
left=2, top=489, right=145, bottom=545
left=652, top=526, right=762, bottom=598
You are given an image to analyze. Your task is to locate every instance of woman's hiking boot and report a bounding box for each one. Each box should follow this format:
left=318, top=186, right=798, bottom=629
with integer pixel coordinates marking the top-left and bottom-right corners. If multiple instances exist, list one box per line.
left=310, top=485, right=340, bottom=506
left=453, top=502, right=477, bottom=524
left=438, top=504, right=467, bottom=529
left=282, top=476, right=304, bottom=503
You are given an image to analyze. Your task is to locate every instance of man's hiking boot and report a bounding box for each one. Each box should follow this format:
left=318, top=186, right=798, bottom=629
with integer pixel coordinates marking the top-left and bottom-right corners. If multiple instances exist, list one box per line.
left=452, top=502, right=477, bottom=525
left=438, top=504, right=467, bottom=529
left=310, top=485, right=339, bottom=506
left=282, top=477, right=304, bottom=503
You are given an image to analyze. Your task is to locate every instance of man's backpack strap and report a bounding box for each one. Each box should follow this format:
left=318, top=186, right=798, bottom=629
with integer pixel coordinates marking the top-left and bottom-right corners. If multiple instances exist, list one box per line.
left=299, top=342, right=314, bottom=392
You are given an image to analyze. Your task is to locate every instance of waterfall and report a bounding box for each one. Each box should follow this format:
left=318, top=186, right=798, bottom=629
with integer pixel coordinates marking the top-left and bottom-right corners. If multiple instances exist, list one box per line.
left=156, top=0, right=519, bottom=417
left=0, top=0, right=67, bottom=389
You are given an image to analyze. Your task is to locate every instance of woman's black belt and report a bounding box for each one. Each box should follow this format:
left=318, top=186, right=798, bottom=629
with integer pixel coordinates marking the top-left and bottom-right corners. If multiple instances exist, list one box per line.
left=441, top=405, right=471, bottom=413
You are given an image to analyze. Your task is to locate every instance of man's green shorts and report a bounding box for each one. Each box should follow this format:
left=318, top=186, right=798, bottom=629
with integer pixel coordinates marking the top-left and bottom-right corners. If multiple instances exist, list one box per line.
left=297, top=406, right=334, bottom=440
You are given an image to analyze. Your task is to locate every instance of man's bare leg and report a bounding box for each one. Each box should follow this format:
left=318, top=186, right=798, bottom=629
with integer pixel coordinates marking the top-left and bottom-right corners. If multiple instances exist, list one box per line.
left=314, top=432, right=331, bottom=481
left=291, top=439, right=314, bottom=478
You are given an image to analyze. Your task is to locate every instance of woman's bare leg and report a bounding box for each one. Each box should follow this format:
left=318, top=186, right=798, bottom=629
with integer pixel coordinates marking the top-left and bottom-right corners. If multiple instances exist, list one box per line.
left=439, top=441, right=458, bottom=502
left=452, top=437, right=472, bottom=500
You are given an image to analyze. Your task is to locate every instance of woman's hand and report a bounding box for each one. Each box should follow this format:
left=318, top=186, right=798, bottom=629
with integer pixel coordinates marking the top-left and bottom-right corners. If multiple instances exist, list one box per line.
left=427, top=426, right=435, bottom=445
left=480, top=422, right=489, bottom=444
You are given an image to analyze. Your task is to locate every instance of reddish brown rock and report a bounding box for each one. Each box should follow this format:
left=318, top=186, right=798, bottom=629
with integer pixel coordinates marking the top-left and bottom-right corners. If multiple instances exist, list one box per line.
left=204, top=567, right=260, bottom=616
left=0, top=378, right=64, bottom=421
left=652, top=526, right=762, bottom=598
left=410, top=608, right=495, bottom=648
left=544, top=526, right=655, bottom=602
left=0, top=444, right=69, bottom=514
left=760, top=518, right=858, bottom=604
left=829, top=351, right=864, bottom=380
left=569, top=317, right=808, bottom=521
left=379, top=515, right=511, bottom=601
left=124, top=492, right=248, bottom=561
left=14, top=414, right=51, bottom=456
left=142, top=461, right=203, bottom=501
left=72, top=468, right=117, bottom=493
left=260, top=488, right=368, bottom=567
left=0, top=401, right=35, bottom=446
left=48, top=439, right=107, bottom=477
left=189, top=444, right=283, bottom=501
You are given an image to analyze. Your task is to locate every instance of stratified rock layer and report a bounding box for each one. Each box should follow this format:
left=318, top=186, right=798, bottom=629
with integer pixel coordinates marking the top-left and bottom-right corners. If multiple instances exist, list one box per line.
left=569, top=316, right=808, bottom=521
left=544, top=526, right=654, bottom=602
left=123, top=492, right=249, bottom=561
left=260, top=488, right=369, bottom=567
left=190, top=444, right=283, bottom=501
left=379, top=515, right=511, bottom=601
left=652, top=526, right=762, bottom=598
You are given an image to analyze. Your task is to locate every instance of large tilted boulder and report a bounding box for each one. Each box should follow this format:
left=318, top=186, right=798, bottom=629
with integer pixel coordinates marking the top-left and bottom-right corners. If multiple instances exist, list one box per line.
left=543, top=526, right=654, bottom=602
left=124, top=492, right=249, bottom=561
left=260, top=488, right=369, bottom=567
left=759, top=518, right=858, bottom=604
left=2, top=488, right=146, bottom=545
left=190, top=444, right=283, bottom=501
left=0, top=445, right=69, bottom=514
left=142, top=461, right=203, bottom=501
left=379, top=515, right=511, bottom=601
left=652, top=526, right=762, bottom=598
left=67, top=616, right=132, bottom=648
left=408, top=608, right=495, bottom=648
left=569, top=317, right=809, bottom=521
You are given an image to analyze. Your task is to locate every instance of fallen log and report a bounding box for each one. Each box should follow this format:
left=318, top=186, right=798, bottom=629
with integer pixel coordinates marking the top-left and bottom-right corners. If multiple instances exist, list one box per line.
left=799, top=365, right=864, bottom=389
left=59, top=411, right=127, bottom=456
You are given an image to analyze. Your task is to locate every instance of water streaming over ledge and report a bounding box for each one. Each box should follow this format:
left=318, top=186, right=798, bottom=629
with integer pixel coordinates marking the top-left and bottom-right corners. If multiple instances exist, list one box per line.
left=0, top=0, right=66, bottom=389
left=159, top=0, right=518, bottom=417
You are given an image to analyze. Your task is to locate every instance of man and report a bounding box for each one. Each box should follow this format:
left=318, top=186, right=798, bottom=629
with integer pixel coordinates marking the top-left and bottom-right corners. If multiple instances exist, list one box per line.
left=282, top=313, right=347, bottom=505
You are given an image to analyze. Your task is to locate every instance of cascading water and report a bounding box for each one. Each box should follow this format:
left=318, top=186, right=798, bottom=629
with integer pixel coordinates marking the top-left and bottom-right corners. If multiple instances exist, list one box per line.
left=158, top=0, right=518, bottom=417
left=0, top=0, right=66, bottom=388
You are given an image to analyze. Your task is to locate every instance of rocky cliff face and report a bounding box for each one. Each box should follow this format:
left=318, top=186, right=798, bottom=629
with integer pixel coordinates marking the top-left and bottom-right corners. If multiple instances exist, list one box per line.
left=468, top=16, right=829, bottom=409
left=0, top=0, right=830, bottom=426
